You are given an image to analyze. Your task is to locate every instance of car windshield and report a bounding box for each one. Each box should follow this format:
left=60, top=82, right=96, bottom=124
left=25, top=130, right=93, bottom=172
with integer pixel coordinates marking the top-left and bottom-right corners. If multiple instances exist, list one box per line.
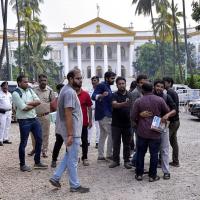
left=8, top=85, right=17, bottom=93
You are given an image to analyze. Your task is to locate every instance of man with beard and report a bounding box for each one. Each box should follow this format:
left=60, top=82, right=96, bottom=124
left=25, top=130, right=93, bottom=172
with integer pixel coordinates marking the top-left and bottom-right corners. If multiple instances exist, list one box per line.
left=29, top=74, right=55, bottom=158
left=49, top=69, right=89, bottom=193
left=92, top=71, right=116, bottom=161
left=109, top=77, right=132, bottom=169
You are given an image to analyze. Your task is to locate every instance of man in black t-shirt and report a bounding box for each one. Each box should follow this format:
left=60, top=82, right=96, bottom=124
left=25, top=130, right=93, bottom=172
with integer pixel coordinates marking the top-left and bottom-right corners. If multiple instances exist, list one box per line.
left=109, top=77, right=132, bottom=169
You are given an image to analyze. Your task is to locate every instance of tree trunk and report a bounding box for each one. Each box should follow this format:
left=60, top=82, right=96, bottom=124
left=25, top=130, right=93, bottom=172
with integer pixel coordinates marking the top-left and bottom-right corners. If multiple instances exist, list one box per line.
left=172, top=28, right=176, bottom=80
left=182, top=0, right=193, bottom=79
left=171, top=0, right=183, bottom=83
left=16, top=0, right=22, bottom=74
left=150, top=6, right=163, bottom=77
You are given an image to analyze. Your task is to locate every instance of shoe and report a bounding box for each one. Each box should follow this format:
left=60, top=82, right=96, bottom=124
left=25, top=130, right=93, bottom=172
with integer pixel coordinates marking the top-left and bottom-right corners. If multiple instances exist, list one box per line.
left=42, top=152, right=48, bottom=158
left=95, top=143, right=98, bottom=149
left=0, top=142, right=3, bottom=146
left=169, top=162, right=180, bottom=167
left=157, top=163, right=161, bottom=168
left=3, top=140, right=12, bottom=144
left=97, top=157, right=106, bottom=161
left=124, top=162, right=132, bottom=169
left=49, top=178, right=61, bottom=188
left=51, top=161, right=57, bottom=168
left=106, top=156, right=113, bottom=161
left=28, top=150, right=35, bottom=156
left=83, top=159, right=90, bottom=166
left=20, top=165, right=32, bottom=172
left=34, top=162, right=48, bottom=169
left=109, top=161, right=120, bottom=168
left=135, top=175, right=143, bottom=181
left=163, top=173, right=170, bottom=180
left=70, top=186, right=90, bottom=193
left=149, top=175, right=160, bottom=182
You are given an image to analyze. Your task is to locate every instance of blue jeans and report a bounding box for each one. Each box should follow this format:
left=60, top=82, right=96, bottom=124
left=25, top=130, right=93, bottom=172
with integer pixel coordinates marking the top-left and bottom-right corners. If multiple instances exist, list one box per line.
left=136, top=136, right=161, bottom=178
left=18, top=118, right=42, bottom=166
left=52, top=138, right=81, bottom=189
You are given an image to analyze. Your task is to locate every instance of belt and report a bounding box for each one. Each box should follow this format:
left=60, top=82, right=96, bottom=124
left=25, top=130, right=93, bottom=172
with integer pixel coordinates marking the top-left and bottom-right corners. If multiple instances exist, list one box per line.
left=37, top=112, right=50, bottom=117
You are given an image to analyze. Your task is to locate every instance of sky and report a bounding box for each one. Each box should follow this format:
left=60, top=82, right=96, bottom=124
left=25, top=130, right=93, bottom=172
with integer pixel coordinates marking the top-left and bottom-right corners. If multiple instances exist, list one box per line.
left=0, top=0, right=197, bottom=32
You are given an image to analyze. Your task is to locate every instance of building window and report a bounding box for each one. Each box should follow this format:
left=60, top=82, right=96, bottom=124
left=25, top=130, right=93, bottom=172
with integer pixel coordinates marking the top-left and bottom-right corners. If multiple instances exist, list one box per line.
left=73, top=47, right=77, bottom=59
left=108, top=47, right=112, bottom=59
left=121, top=47, right=126, bottom=59
left=87, top=66, right=91, bottom=78
left=121, top=65, right=126, bottom=77
left=86, top=47, right=91, bottom=59
left=96, top=46, right=102, bottom=59
left=96, top=66, right=103, bottom=78
left=108, top=65, right=112, bottom=72
left=51, top=50, right=61, bottom=60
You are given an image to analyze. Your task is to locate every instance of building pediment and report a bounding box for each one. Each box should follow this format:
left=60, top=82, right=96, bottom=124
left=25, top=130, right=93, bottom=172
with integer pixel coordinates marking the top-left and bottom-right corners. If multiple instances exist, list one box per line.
left=62, top=17, right=135, bottom=37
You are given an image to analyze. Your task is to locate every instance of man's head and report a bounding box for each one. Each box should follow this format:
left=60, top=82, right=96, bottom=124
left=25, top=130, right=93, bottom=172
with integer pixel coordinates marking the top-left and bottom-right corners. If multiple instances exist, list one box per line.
left=142, top=82, right=153, bottom=94
left=154, top=79, right=165, bottom=96
left=17, top=75, right=29, bottom=90
left=38, top=74, right=48, bottom=90
left=1, top=81, right=8, bottom=93
left=67, top=69, right=82, bottom=90
left=104, top=71, right=116, bottom=85
left=91, top=76, right=99, bottom=88
left=136, top=74, right=148, bottom=88
left=130, top=80, right=137, bottom=92
left=116, top=77, right=126, bottom=92
left=163, top=77, right=174, bottom=90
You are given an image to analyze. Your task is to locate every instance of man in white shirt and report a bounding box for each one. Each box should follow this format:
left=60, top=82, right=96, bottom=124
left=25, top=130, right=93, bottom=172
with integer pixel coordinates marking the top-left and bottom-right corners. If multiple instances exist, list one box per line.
left=0, top=81, right=12, bottom=146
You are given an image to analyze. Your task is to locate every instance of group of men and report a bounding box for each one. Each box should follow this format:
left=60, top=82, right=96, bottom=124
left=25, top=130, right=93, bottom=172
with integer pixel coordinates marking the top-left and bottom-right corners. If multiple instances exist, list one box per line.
left=0, top=68, right=180, bottom=193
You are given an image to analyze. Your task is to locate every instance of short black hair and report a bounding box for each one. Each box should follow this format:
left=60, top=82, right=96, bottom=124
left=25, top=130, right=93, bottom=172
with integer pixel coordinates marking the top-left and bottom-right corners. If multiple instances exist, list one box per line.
left=56, top=83, right=64, bottom=92
left=91, top=76, right=99, bottom=81
left=136, top=74, right=148, bottom=83
left=38, top=74, right=47, bottom=79
left=153, top=79, right=164, bottom=87
left=104, top=71, right=116, bottom=80
left=116, top=76, right=126, bottom=84
left=67, top=69, right=81, bottom=81
left=163, top=77, right=174, bottom=86
left=1, top=81, right=8, bottom=87
left=130, top=80, right=137, bottom=90
left=17, top=75, right=27, bottom=83
left=142, top=82, right=153, bottom=93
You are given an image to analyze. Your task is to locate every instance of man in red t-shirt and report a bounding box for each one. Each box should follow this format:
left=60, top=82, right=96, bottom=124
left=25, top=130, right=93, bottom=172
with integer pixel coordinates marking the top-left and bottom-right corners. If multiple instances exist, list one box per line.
left=77, top=88, right=92, bottom=166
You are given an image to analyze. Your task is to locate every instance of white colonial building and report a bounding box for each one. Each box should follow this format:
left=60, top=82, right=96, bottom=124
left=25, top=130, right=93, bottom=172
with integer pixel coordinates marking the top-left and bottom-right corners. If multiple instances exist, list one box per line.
left=1, top=17, right=200, bottom=80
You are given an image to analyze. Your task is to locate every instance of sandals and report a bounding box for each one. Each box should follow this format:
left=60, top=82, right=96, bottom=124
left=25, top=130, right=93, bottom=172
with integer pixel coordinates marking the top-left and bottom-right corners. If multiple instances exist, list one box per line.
left=149, top=175, right=160, bottom=182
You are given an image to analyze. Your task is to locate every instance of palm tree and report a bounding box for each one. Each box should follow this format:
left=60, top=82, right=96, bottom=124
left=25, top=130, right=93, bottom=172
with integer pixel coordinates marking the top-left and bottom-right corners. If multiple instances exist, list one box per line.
left=171, top=0, right=183, bottom=82
left=182, top=0, right=193, bottom=79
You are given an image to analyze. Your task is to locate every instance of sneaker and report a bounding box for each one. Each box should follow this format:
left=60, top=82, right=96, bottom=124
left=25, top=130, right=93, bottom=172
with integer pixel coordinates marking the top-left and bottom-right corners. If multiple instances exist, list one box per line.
left=95, top=143, right=98, bottom=149
left=169, top=162, right=180, bottom=167
left=49, top=178, right=61, bottom=188
left=83, top=159, right=90, bottom=166
left=28, top=150, right=35, bottom=156
left=97, top=157, right=106, bottom=161
left=70, top=186, right=90, bottom=193
left=3, top=140, right=12, bottom=144
left=109, top=161, right=120, bottom=168
left=0, top=142, right=3, bottom=146
left=124, top=162, right=132, bottom=169
left=51, top=161, right=57, bottom=168
left=149, top=175, right=160, bottom=182
left=20, top=165, right=32, bottom=172
left=163, top=173, right=170, bottom=180
left=34, top=162, right=48, bottom=169
left=135, top=175, right=143, bottom=181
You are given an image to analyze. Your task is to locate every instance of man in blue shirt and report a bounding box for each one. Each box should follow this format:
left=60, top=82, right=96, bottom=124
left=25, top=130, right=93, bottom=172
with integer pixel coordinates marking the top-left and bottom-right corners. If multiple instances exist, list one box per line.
left=92, top=71, right=116, bottom=160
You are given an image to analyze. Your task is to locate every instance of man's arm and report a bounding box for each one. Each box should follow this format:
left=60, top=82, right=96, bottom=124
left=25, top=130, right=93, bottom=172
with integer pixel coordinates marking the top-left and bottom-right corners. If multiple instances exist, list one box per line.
left=92, top=84, right=108, bottom=101
left=88, top=107, right=92, bottom=128
left=64, top=107, right=73, bottom=146
left=26, top=89, right=41, bottom=107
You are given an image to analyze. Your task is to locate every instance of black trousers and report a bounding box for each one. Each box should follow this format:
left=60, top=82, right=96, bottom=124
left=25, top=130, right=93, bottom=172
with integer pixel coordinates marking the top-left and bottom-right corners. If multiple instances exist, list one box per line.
left=52, top=134, right=63, bottom=162
left=112, top=126, right=131, bottom=163
left=81, top=126, right=88, bottom=160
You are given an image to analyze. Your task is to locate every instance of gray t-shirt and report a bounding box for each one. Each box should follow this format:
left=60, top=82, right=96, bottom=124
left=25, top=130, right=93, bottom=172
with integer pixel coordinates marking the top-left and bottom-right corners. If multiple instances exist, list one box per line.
left=56, top=84, right=83, bottom=143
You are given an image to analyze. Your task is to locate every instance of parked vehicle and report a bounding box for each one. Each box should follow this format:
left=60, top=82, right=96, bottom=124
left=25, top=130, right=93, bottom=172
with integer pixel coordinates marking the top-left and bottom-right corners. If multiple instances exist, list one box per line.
left=190, top=102, right=200, bottom=118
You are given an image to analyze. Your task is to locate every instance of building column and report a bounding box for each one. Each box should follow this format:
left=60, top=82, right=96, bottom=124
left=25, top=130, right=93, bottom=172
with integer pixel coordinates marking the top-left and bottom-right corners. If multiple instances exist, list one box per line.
left=90, top=43, right=95, bottom=77
left=77, top=43, right=82, bottom=72
left=129, top=42, right=135, bottom=77
left=104, top=43, right=108, bottom=73
left=63, top=42, right=69, bottom=76
left=117, top=42, right=121, bottom=76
